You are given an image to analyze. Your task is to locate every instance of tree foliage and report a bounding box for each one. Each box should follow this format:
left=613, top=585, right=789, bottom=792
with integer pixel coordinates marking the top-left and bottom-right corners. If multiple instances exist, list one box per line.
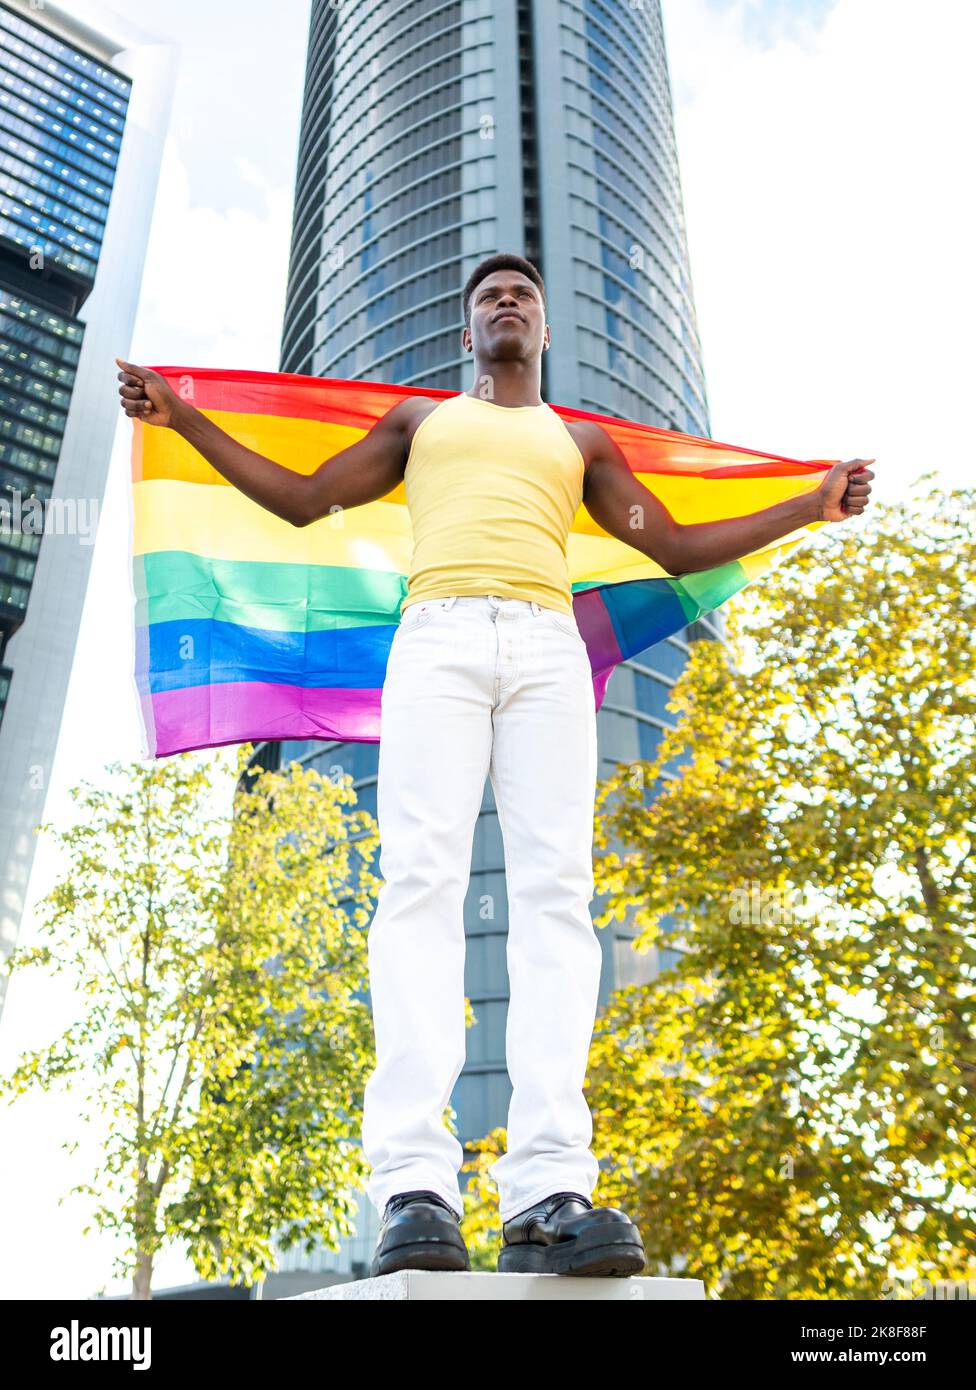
left=583, top=475, right=975, bottom=1297
left=0, top=747, right=381, bottom=1298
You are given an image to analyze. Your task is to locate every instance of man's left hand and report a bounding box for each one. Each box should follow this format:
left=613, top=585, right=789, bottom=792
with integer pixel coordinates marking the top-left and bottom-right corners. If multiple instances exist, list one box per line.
left=816, top=458, right=876, bottom=523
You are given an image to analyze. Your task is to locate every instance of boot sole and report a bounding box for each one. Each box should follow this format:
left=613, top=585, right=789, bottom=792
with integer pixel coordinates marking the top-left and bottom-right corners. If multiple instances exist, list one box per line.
left=370, top=1228, right=470, bottom=1277
left=497, top=1225, right=646, bottom=1277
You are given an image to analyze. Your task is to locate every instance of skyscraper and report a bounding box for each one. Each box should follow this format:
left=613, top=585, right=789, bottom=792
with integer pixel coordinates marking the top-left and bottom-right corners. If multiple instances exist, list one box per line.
left=280, top=0, right=707, bottom=427
left=254, top=0, right=717, bottom=1280
left=0, top=0, right=176, bottom=1018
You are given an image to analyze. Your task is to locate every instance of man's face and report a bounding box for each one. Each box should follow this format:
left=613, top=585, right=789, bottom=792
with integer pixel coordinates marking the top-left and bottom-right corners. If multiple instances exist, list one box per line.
left=463, top=272, right=549, bottom=361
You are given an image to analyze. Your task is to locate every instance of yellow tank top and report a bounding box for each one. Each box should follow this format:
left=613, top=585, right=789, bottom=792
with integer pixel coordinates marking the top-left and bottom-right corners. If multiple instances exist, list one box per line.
left=400, top=392, right=585, bottom=618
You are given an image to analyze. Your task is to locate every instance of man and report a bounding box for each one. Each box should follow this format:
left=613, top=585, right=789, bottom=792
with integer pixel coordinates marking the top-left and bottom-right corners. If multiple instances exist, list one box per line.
left=116, top=253, right=872, bottom=1279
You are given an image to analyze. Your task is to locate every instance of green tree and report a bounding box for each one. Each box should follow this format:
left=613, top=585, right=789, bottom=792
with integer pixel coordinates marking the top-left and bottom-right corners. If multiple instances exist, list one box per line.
left=582, top=474, right=976, bottom=1297
left=0, top=747, right=381, bottom=1298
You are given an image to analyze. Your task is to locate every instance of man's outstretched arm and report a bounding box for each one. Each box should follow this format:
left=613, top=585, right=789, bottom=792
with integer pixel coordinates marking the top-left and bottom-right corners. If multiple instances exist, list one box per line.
left=580, top=422, right=875, bottom=575
left=116, top=358, right=412, bottom=526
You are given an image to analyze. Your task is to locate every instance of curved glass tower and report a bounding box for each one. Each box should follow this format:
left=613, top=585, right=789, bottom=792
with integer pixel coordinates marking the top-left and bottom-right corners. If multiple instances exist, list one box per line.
left=278, top=0, right=708, bottom=433
left=255, top=0, right=719, bottom=1290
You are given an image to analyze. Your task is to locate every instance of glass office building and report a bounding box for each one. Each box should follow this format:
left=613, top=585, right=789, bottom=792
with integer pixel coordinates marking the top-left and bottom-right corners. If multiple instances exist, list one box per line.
left=0, top=0, right=130, bottom=725
left=280, top=0, right=708, bottom=434
left=253, top=0, right=718, bottom=1286
left=0, top=1, right=175, bottom=1019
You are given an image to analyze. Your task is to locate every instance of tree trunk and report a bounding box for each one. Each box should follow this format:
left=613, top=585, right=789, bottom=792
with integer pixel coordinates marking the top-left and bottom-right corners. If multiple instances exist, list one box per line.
left=131, top=1245, right=153, bottom=1299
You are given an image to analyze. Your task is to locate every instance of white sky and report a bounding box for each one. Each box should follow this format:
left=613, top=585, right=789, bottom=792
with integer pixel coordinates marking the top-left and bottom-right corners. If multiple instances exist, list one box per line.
left=0, top=0, right=972, bottom=1298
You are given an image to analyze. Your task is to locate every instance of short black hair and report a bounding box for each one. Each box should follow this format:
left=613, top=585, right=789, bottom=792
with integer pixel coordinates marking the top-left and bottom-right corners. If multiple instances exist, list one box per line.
left=462, top=253, right=547, bottom=330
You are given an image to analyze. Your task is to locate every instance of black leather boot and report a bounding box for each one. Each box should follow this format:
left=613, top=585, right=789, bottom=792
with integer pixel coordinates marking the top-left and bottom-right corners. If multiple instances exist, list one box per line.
left=370, top=1189, right=470, bottom=1277
left=497, top=1191, right=646, bottom=1276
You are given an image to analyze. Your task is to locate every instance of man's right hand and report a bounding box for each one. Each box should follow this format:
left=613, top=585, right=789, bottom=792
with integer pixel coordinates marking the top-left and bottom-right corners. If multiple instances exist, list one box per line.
left=115, top=358, right=183, bottom=429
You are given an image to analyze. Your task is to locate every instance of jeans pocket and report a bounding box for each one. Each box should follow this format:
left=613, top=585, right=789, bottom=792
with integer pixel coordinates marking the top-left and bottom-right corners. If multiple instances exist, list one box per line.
left=397, top=599, right=449, bottom=636
left=540, top=607, right=580, bottom=639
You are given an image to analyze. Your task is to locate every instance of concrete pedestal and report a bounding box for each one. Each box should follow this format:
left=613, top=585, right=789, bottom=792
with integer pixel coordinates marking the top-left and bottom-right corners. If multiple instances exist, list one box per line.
left=282, top=1272, right=705, bottom=1301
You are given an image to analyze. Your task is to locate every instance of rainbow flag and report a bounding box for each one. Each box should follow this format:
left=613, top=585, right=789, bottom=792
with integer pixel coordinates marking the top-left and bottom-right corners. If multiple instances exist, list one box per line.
left=129, top=367, right=831, bottom=758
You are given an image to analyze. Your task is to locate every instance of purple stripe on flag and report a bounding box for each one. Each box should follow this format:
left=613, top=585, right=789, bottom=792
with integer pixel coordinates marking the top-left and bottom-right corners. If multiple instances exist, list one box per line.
left=149, top=682, right=385, bottom=757
left=574, top=588, right=625, bottom=674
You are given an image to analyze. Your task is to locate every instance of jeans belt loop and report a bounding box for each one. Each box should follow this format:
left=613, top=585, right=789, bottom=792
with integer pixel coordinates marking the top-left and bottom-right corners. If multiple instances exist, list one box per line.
left=531, top=600, right=541, bottom=616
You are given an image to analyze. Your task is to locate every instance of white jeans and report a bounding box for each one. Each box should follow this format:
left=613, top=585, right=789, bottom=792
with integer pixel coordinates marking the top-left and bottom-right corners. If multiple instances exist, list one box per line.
left=361, top=593, right=602, bottom=1224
